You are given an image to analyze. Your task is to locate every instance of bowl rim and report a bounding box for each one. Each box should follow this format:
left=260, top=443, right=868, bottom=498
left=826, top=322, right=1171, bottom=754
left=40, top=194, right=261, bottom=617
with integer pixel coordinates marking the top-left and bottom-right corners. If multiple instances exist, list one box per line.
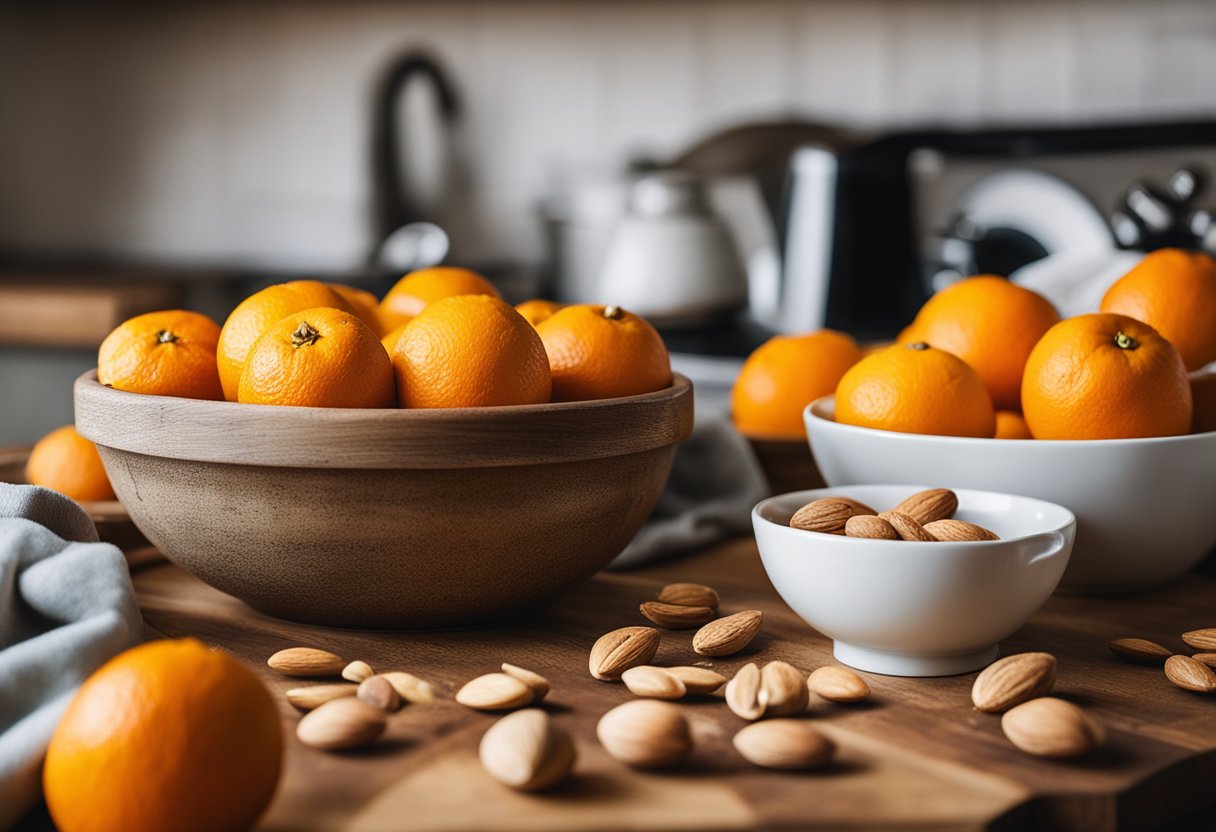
left=753, top=484, right=1077, bottom=547
left=806, top=396, right=1216, bottom=447
left=74, top=370, right=694, bottom=469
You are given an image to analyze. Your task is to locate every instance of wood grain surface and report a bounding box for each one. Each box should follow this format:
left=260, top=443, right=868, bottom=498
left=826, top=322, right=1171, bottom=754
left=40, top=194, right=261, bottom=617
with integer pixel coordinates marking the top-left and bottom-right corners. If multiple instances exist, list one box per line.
left=130, top=537, right=1216, bottom=832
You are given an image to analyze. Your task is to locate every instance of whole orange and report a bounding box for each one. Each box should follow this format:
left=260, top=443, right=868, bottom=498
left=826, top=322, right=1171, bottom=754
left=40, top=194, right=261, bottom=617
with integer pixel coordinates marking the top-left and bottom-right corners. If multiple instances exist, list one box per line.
left=515, top=298, right=566, bottom=328
left=994, top=410, right=1033, bottom=440
left=379, top=267, right=500, bottom=331
left=98, top=309, right=223, bottom=400
left=238, top=307, right=395, bottom=408
left=835, top=342, right=996, bottom=437
left=1021, top=313, right=1192, bottom=440
left=1099, top=248, right=1216, bottom=371
left=380, top=321, right=409, bottom=355
left=536, top=305, right=672, bottom=402
left=217, top=281, right=356, bottom=401
left=731, top=329, right=862, bottom=439
left=25, top=425, right=116, bottom=502
left=393, top=294, right=551, bottom=408
left=43, top=638, right=282, bottom=832
left=330, top=283, right=384, bottom=336
left=898, top=276, right=1060, bottom=410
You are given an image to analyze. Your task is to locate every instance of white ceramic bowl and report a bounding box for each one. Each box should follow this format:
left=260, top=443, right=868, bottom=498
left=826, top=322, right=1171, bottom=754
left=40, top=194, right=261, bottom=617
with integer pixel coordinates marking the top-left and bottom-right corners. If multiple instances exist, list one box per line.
left=753, top=485, right=1075, bottom=677
left=805, top=398, right=1216, bottom=593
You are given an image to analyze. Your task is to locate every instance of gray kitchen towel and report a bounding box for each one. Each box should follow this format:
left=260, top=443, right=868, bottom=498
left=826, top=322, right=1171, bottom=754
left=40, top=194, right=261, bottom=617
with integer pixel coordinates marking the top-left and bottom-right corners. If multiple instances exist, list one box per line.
left=0, top=485, right=142, bottom=830
left=610, top=417, right=768, bottom=569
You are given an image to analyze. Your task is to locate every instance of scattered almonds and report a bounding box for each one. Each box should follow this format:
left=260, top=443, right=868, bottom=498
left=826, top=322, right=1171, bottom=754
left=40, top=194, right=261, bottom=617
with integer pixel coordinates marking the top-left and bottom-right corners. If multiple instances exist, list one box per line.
left=1106, top=638, right=1172, bottom=665
left=296, top=697, right=386, bottom=750
left=639, top=601, right=717, bottom=630
left=693, top=611, right=763, bottom=657
left=808, top=666, right=871, bottom=703
left=971, top=653, right=1057, bottom=713
left=1181, top=628, right=1216, bottom=651
left=793, top=489, right=994, bottom=541
left=589, top=627, right=661, bottom=680
left=657, top=583, right=720, bottom=610
left=596, top=700, right=693, bottom=768
left=844, top=515, right=898, bottom=540
left=759, top=661, right=808, bottom=717
left=733, top=720, right=836, bottom=770
left=725, top=662, right=764, bottom=721
left=622, top=666, right=687, bottom=700
left=923, top=519, right=1000, bottom=542
left=891, top=488, right=958, bottom=525
left=1191, top=653, right=1216, bottom=669
left=342, top=660, right=375, bottom=683
left=285, top=683, right=357, bottom=711
left=381, top=671, right=436, bottom=704
left=667, top=666, right=727, bottom=696
left=501, top=664, right=550, bottom=701
left=479, top=709, right=577, bottom=791
left=880, top=511, right=936, bottom=542
left=1000, top=697, right=1104, bottom=759
left=268, top=647, right=345, bottom=677
left=358, top=675, right=402, bottom=712
left=789, top=499, right=855, bottom=534
left=456, top=673, right=535, bottom=711
left=1164, top=655, right=1216, bottom=694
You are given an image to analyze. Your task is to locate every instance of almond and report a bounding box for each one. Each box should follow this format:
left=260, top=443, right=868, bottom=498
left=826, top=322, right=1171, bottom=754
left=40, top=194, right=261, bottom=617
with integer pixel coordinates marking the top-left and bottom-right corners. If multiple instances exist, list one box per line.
left=831, top=497, right=878, bottom=516
left=1191, top=653, right=1216, bottom=669
left=268, top=647, right=345, bottom=677
left=790, top=499, right=855, bottom=534
left=733, top=720, right=836, bottom=770
left=456, top=673, right=535, bottom=711
left=381, top=671, right=436, bottom=704
left=1181, top=628, right=1216, bottom=651
left=639, top=601, right=717, bottom=630
left=923, top=519, right=999, bottom=542
left=479, top=709, right=576, bottom=791
left=760, top=661, right=808, bottom=717
left=596, top=700, right=693, bottom=768
left=844, top=515, right=899, bottom=540
left=501, top=663, right=550, bottom=701
left=358, top=675, right=402, bottom=712
left=1001, top=697, right=1105, bottom=758
left=808, top=666, right=871, bottom=703
left=342, top=660, right=376, bottom=683
left=1164, top=655, right=1216, bottom=693
left=285, top=683, right=358, bottom=711
left=622, top=666, right=687, bottom=700
left=656, top=583, right=720, bottom=610
left=296, top=697, right=386, bottom=750
left=693, top=610, right=763, bottom=657
left=1106, top=638, right=1172, bottom=665
left=891, top=488, right=958, bottom=524
left=589, top=626, right=661, bottom=680
left=725, top=662, right=764, bottom=720
left=971, top=652, right=1056, bottom=713
left=667, top=666, right=727, bottom=695
left=880, top=511, right=935, bottom=542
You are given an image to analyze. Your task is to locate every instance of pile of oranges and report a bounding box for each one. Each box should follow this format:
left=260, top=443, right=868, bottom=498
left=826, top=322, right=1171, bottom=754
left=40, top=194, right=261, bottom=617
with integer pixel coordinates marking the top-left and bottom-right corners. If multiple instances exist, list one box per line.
left=733, top=248, right=1216, bottom=441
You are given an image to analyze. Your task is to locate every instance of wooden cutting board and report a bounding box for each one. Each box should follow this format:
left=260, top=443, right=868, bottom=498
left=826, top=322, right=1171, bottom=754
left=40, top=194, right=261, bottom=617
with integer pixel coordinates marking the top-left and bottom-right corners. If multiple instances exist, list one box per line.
left=131, top=538, right=1216, bottom=832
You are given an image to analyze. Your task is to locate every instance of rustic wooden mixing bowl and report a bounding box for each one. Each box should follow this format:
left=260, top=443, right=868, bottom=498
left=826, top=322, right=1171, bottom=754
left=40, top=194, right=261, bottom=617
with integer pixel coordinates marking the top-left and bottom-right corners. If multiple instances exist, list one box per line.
left=75, top=371, right=693, bottom=628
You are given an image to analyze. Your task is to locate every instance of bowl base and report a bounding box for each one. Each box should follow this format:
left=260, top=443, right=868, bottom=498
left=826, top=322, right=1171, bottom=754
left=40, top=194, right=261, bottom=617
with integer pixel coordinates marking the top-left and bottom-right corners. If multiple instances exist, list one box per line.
left=833, top=642, right=998, bottom=677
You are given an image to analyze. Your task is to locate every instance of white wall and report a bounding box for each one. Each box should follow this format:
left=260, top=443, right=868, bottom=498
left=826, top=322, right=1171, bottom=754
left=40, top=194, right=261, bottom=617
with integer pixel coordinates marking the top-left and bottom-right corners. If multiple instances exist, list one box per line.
left=2, top=0, right=1216, bottom=272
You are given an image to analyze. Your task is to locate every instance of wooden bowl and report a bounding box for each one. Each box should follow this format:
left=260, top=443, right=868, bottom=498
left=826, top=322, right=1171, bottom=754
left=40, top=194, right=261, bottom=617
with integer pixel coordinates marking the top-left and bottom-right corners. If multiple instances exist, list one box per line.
left=75, top=371, right=694, bottom=628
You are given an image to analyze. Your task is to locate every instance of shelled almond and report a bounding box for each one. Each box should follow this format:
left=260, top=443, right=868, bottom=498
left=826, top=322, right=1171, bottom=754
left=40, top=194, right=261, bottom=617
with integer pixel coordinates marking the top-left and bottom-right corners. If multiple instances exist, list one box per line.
left=342, top=660, right=375, bottom=683
left=296, top=697, right=387, bottom=750
left=733, top=720, right=836, bottom=770
left=639, top=601, right=716, bottom=629
left=501, top=664, right=550, bottom=701
left=808, top=666, right=871, bottom=703
left=1164, top=655, right=1216, bottom=693
left=358, top=675, right=402, bottom=712
left=596, top=700, right=693, bottom=768
left=267, top=647, right=345, bottom=677
left=1000, top=697, right=1104, bottom=759
left=971, top=653, right=1056, bottom=713
left=285, top=683, right=358, bottom=711
left=1106, top=638, right=1172, bottom=665
left=589, top=626, right=661, bottom=680
left=656, top=583, right=720, bottom=610
left=693, top=611, right=763, bottom=657
left=622, top=666, right=686, bottom=700
left=456, top=673, right=535, bottom=711
left=479, top=709, right=576, bottom=791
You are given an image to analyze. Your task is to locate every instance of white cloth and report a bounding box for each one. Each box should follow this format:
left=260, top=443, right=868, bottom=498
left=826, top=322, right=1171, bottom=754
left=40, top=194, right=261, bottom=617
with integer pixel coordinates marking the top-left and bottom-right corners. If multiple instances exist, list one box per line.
left=0, top=485, right=141, bottom=830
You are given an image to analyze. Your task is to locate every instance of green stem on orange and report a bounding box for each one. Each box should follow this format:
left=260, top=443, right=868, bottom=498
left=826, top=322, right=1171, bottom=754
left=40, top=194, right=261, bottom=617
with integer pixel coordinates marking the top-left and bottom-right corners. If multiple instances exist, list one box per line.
left=603, top=305, right=624, bottom=321
left=291, top=321, right=321, bottom=348
left=155, top=329, right=178, bottom=344
left=1114, top=331, right=1139, bottom=351
left=907, top=341, right=930, bottom=351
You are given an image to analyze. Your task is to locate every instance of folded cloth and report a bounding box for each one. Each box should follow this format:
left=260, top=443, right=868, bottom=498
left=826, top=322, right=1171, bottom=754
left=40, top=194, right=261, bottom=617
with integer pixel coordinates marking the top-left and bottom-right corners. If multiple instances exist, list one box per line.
left=610, top=417, right=768, bottom=570
left=0, top=485, right=141, bottom=830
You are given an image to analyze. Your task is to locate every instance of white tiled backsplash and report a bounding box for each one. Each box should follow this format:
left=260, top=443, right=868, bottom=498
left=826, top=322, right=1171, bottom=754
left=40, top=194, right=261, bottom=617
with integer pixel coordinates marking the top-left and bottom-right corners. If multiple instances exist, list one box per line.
left=2, top=0, right=1216, bottom=272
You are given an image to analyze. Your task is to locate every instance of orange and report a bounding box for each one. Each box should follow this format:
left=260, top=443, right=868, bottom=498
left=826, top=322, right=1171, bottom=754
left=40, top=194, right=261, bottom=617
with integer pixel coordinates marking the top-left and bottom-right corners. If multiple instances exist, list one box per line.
left=380, top=321, right=409, bottom=355
left=994, top=410, right=1033, bottom=440
left=330, top=283, right=384, bottom=336
left=379, top=267, right=500, bottom=330
left=25, top=425, right=116, bottom=502
left=393, top=295, right=550, bottom=408
left=44, top=638, right=282, bottom=832
left=1191, top=370, right=1216, bottom=434
left=1021, top=313, right=1192, bottom=440
left=536, top=304, right=672, bottom=402
left=98, top=309, right=223, bottom=400
left=238, top=307, right=395, bottom=408
left=515, top=298, right=566, bottom=328
left=731, top=329, right=862, bottom=438
left=217, top=280, right=356, bottom=400
left=835, top=342, right=996, bottom=437
left=1099, top=248, right=1216, bottom=371
left=898, top=275, right=1060, bottom=410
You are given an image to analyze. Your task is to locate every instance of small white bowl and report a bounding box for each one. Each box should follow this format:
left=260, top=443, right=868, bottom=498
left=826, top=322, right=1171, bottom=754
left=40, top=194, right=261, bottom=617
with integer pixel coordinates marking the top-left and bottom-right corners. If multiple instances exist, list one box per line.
left=804, top=397, right=1216, bottom=593
left=752, top=485, right=1075, bottom=677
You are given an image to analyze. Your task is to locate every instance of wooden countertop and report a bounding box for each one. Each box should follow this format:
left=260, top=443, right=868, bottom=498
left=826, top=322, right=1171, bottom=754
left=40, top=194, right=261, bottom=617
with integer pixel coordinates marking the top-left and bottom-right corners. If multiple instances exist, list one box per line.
left=129, top=537, right=1216, bottom=832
